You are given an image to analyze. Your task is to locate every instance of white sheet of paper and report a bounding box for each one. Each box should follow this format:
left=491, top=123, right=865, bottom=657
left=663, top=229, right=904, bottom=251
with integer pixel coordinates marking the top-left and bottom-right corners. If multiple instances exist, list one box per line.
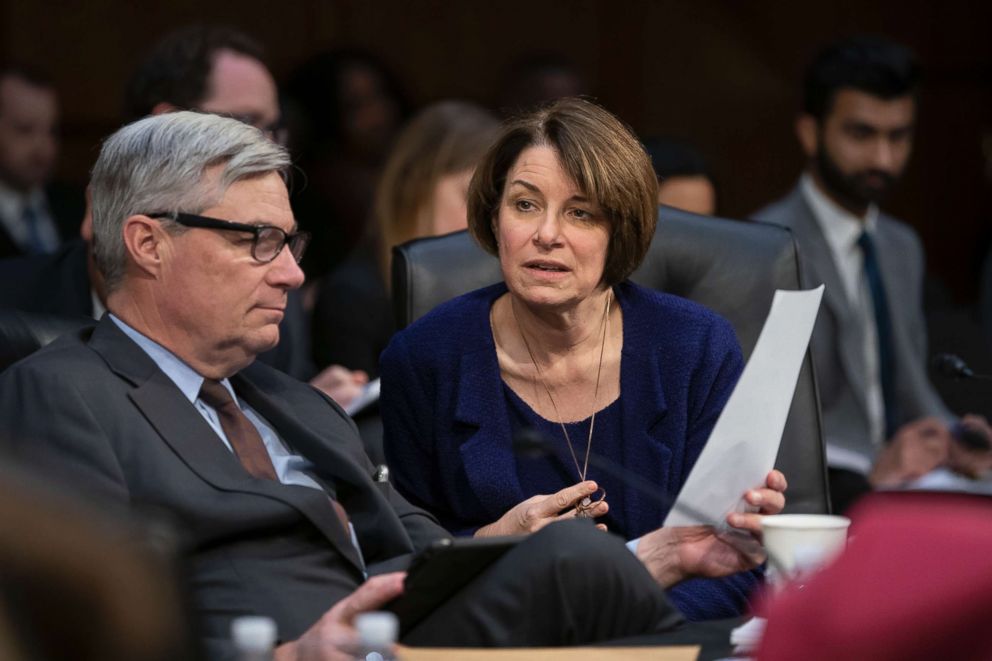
left=663, top=286, right=824, bottom=528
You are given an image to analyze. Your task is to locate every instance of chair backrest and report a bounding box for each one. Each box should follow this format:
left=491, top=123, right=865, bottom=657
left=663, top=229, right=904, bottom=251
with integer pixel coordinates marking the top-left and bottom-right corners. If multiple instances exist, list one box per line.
left=0, top=308, right=95, bottom=372
left=392, top=205, right=830, bottom=514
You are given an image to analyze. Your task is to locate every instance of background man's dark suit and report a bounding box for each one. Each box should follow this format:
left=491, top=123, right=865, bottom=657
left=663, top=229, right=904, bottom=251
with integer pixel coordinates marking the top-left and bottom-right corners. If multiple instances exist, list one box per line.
left=0, top=182, right=85, bottom=259
left=0, top=238, right=315, bottom=379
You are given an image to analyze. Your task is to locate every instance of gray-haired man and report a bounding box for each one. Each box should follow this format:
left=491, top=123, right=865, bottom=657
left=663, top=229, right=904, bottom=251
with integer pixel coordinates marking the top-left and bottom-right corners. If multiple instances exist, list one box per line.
left=0, top=112, right=680, bottom=659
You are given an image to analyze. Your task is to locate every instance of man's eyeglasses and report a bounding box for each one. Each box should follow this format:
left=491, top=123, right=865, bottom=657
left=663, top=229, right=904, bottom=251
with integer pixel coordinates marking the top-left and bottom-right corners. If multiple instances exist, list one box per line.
left=147, top=212, right=310, bottom=264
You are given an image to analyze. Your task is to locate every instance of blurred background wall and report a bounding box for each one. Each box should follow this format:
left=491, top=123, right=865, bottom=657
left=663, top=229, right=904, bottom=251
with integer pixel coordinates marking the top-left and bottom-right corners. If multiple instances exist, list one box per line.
left=1, top=0, right=988, bottom=302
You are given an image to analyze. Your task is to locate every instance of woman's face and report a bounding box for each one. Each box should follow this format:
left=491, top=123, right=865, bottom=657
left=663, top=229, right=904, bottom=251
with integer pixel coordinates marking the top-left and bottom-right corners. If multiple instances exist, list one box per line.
left=429, top=167, right=474, bottom=236
left=496, top=145, right=611, bottom=311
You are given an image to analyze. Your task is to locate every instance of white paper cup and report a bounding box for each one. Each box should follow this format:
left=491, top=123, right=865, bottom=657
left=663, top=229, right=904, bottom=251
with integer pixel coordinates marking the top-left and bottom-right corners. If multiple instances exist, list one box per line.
left=761, top=514, right=851, bottom=586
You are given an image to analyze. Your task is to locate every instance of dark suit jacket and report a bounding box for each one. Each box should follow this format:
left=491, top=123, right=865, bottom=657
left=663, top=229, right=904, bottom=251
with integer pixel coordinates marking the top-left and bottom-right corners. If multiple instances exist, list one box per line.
left=0, top=182, right=85, bottom=259
left=0, top=238, right=92, bottom=315
left=0, top=317, right=448, bottom=650
left=0, top=238, right=316, bottom=379
left=753, top=185, right=950, bottom=467
left=380, top=281, right=760, bottom=620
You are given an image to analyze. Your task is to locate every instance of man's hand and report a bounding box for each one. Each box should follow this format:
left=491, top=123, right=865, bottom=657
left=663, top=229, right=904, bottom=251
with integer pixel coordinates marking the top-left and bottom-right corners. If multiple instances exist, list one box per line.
left=870, top=417, right=951, bottom=487
left=946, top=414, right=992, bottom=479
left=635, top=470, right=787, bottom=587
left=276, top=572, right=405, bottom=661
left=474, top=481, right=609, bottom=537
left=310, top=365, right=369, bottom=409
left=637, top=525, right=766, bottom=587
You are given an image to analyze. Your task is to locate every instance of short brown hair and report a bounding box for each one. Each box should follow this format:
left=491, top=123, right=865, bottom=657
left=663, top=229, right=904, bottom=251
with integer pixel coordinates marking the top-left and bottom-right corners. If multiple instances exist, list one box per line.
left=468, top=97, right=658, bottom=287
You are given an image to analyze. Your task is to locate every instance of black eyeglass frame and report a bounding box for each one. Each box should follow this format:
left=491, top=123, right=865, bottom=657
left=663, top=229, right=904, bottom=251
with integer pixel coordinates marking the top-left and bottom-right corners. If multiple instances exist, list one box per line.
left=146, top=212, right=310, bottom=264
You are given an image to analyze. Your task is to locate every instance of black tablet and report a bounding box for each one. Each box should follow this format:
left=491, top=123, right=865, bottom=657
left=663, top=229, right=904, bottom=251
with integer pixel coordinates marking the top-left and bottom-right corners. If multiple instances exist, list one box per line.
left=387, top=535, right=522, bottom=633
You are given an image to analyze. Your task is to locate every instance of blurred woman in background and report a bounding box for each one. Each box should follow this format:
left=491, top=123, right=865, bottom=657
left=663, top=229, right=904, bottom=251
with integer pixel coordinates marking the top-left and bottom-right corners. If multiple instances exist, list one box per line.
left=311, top=100, right=499, bottom=378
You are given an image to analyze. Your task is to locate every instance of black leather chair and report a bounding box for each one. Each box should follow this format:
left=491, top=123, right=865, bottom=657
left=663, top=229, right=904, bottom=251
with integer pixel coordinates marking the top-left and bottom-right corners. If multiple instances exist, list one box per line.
left=392, top=205, right=830, bottom=514
left=0, top=308, right=95, bottom=372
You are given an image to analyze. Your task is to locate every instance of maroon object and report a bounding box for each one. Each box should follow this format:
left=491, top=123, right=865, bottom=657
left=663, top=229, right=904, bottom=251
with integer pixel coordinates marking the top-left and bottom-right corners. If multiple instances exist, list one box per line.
left=758, top=491, right=992, bottom=661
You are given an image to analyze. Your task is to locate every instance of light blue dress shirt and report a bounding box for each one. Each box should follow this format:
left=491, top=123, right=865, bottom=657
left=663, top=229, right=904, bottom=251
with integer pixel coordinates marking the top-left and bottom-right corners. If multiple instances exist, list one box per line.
left=111, top=314, right=325, bottom=491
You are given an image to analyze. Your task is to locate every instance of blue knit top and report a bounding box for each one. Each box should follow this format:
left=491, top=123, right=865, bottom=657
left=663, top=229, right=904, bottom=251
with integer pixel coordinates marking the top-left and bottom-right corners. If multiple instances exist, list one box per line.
left=505, top=384, right=630, bottom=526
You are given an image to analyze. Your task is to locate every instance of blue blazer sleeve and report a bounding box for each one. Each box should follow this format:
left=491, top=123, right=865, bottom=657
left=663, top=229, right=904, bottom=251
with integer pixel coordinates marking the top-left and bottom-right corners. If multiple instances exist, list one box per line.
left=380, top=329, right=473, bottom=533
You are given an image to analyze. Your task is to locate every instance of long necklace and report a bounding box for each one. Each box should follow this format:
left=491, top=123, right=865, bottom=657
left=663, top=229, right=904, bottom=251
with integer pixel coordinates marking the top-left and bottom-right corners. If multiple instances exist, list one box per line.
left=512, top=289, right=612, bottom=518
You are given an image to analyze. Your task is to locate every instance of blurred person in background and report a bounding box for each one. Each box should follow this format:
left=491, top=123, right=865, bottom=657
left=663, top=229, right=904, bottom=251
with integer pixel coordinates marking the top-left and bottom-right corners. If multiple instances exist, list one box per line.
left=2, top=26, right=284, bottom=328
left=0, top=65, right=83, bottom=258
left=126, top=24, right=376, bottom=404
left=753, top=35, right=991, bottom=513
left=643, top=136, right=717, bottom=216
left=0, top=25, right=362, bottom=407
left=0, top=457, right=195, bottom=661
left=285, top=49, right=410, bottom=280
left=498, top=52, right=589, bottom=117
left=123, top=24, right=283, bottom=142
left=311, top=100, right=499, bottom=380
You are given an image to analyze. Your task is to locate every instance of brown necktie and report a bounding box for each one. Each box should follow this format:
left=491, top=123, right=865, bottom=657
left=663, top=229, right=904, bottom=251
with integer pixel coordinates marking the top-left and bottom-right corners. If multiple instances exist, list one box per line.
left=198, top=378, right=279, bottom=481
left=197, top=379, right=352, bottom=533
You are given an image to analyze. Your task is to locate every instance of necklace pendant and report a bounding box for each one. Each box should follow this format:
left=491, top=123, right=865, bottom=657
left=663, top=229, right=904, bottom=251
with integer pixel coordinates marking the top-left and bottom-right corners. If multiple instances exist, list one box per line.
left=574, top=487, right=606, bottom=518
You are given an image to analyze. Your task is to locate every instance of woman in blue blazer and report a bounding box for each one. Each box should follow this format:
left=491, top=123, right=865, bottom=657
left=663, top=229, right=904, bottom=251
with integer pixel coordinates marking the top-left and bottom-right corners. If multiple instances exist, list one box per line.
left=381, top=98, right=787, bottom=621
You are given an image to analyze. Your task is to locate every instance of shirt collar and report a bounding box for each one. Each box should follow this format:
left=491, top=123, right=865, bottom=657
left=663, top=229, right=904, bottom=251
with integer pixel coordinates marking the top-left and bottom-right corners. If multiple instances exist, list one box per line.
left=800, top=172, right=879, bottom=254
left=108, top=314, right=237, bottom=404
left=90, top=288, right=106, bottom=321
left=0, top=179, right=46, bottom=217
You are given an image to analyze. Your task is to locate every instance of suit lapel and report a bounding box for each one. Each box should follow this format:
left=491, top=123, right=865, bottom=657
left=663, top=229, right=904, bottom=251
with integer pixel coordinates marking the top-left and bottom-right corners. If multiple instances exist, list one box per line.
left=234, top=373, right=370, bottom=491
left=454, top=342, right=527, bottom=523
left=89, top=318, right=364, bottom=574
left=235, top=371, right=423, bottom=568
left=616, top=284, right=670, bottom=535
left=787, top=192, right=871, bottom=416
left=227, top=374, right=369, bottom=571
left=130, top=373, right=259, bottom=489
left=91, top=319, right=273, bottom=492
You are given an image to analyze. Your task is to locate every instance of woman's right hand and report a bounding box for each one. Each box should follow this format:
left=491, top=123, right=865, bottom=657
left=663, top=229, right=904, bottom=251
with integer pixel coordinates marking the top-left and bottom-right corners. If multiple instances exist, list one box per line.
left=474, top=481, right=608, bottom=537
